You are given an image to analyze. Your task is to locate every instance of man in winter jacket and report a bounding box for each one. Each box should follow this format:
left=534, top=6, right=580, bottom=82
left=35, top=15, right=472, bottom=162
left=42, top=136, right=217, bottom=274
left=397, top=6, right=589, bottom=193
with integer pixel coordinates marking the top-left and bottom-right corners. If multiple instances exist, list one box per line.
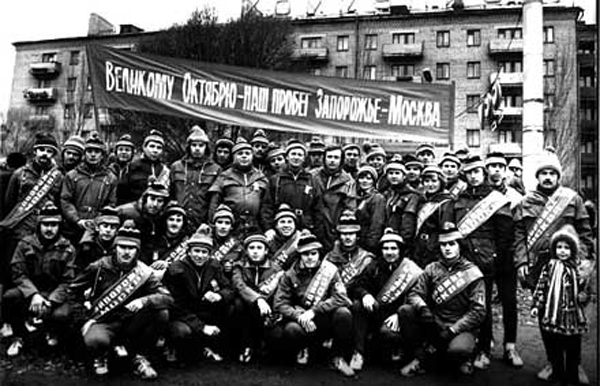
left=60, top=132, right=117, bottom=244
left=170, top=126, right=221, bottom=228
left=76, top=206, right=120, bottom=269
left=355, top=165, right=386, bottom=254
left=3, top=202, right=75, bottom=357
left=108, top=134, right=135, bottom=181
left=59, top=135, right=85, bottom=173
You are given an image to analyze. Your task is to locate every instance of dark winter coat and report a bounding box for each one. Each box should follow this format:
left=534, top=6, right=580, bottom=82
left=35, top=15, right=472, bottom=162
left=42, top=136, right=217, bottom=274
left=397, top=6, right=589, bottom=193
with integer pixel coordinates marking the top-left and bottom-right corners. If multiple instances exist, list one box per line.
left=232, top=258, right=282, bottom=304
left=356, top=188, right=386, bottom=253
left=117, top=156, right=169, bottom=205
left=384, top=183, right=422, bottom=245
left=413, top=191, right=452, bottom=268
left=116, top=199, right=161, bottom=264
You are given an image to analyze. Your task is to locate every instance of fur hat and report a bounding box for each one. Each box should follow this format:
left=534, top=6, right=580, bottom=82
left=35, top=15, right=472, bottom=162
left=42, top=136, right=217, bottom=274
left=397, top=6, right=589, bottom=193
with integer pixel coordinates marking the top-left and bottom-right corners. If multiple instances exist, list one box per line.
left=535, top=151, right=562, bottom=178
left=251, top=129, right=269, bottom=145
left=85, top=131, right=106, bottom=152
left=379, top=228, right=404, bottom=246
left=212, top=204, right=235, bottom=223
left=33, top=133, right=59, bottom=155
left=38, top=201, right=62, bottom=223
left=96, top=206, right=120, bottom=226
left=188, top=224, right=213, bottom=250
left=274, top=203, right=297, bottom=223
left=296, top=229, right=322, bottom=254
left=187, top=125, right=209, bottom=143
left=438, top=222, right=463, bottom=243
left=462, top=155, right=486, bottom=173
left=114, top=219, right=141, bottom=249
left=143, top=129, right=165, bottom=147
left=232, top=137, right=253, bottom=154
left=62, top=135, right=85, bottom=155
left=115, top=134, right=135, bottom=149
left=336, top=210, right=361, bottom=233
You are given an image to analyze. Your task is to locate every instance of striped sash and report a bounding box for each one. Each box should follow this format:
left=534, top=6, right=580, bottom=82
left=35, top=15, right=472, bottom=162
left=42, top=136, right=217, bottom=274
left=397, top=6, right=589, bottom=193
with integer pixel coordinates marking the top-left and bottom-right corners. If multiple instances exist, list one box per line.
left=303, top=260, right=338, bottom=309
left=377, top=258, right=423, bottom=304
left=211, top=237, right=240, bottom=262
left=339, top=249, right=373, bottom=285
left=416, top=200, right=448, bottom=235
left=457, top=190, right=509, bottom=238
left=271, top=232, right=300, bottom=269
left=432, top=265, right=482, bottom=305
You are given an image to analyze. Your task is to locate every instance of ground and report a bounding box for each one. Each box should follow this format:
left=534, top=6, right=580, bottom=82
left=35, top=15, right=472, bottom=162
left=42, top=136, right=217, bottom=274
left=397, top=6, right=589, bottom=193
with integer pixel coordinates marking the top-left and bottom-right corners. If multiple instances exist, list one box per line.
left=0, top=287, right=597, bottom=386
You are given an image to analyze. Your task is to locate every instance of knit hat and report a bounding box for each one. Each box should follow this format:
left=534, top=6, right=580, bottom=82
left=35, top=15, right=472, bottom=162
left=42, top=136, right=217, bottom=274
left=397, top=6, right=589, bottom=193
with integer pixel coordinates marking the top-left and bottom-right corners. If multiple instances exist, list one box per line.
left=384, top=160, right=406, bottom=175
left=251, top=129, right=269, bottom=145
left=508, top=158, right=522, bottom=171
left=143, top=129, right=165, bottom=147
left=212, top=204, right=235, bottom=223
left=62, top=135, right=85, bottom=155
left=485, top=151, right=507, bottom=167
left=415, top=143, right=435, bottom=157
left=343, top=143, right=361, bottom=154
left=33, top=133, right=59, bottom=155
left=535, top=151, right=562, bottom=178
left=336, top=210, right=361, bottom=233
left=365, top=146, right=387, bottom=162
left=187, top=125, right=209, bottom=143
left=244, top=233, right=269, bottom=248
left=188, top=224, right=213, bottom=250
left=85, top=131, right=106, bottom=152
left=285, top=139, right=307, bottom=155
left=144, top=177, right=169, bottom=198
left=403, top=154, right=424, bottom=170
left=308, top=137, right=326, bottom=154
left=379, top=228, right=404, bottom=246
left=549, top=224, right=580, bottom=262
left=274, top=203, right=297, bottom=223
left=38, top=201, right=61, bottom=223
left=439, top=152, right=461, bottom=167
left=267, top=144, right=285, bottom=161
left=96, top=206, right=120, bottom=226
left=462, top=155, right=486, bottom=173
left=232, top=137, right=253, bottom=154
left=357, top=165, right=378, bottom=181
left=164, top=201, right=187, bottom=218
left=114, top=219, right=141, bottom=249
left=296, top=229, right=322, bottom=254
left=422, top=165, right=446, bottom=182
left=455, top=146, right=470, bottom=157
left=215, top=137, right=234, bottom=149
left=115, top=134, right=135, bottom=149
left=438, top=222, right=463, bottom=243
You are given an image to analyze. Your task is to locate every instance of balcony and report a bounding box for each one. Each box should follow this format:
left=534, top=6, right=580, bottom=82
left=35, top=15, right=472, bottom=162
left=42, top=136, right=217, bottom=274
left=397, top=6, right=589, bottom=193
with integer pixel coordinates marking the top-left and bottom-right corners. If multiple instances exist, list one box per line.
left=382, top=75, right=420, bottom=82
left=581, top=120, right=598, bottom=134
left=488, top=142, right=522, bottom=156
left=580, top=87, right=597, bottom=100
left=382, top=42, right=424, bottom=59
left=581, top=153, right=595, bottom=166
left=23, top=87, right=58, bottom=103
left=578, top=54, right=594, bottom=68
left=490, top=72, right=523, bottom=86
left=29, top=61, right=62, bottom=78
left=496, top=106, right=523, bottom=116
left=489, top=39, right=523, bottom=55
left=292, top=47, right=328, bottom=61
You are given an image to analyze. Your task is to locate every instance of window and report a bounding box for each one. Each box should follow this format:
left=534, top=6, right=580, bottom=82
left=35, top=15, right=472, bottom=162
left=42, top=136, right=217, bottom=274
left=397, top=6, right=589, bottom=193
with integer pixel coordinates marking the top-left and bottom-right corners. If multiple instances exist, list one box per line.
left=34, top=106, right=48, bottom=115
left=41, top=52, right=57, bottom=62
left=309, top=67, right=322, bottom=76
left=498, top=130, right=514, bottom=143
left=436, top=63, right=450, bottom=80
left=391, top=64, right=414, bottom=77
left=582, top=139, right=595, bottom=154
left=67, top=77, right=77, bottom=92
left=69, top=51, right=80, bottom=66
left=467, top=29, right=481, bottom=46
left=581, top=175, right=596, bottom=191
left=498, top=28, right=522, bottom=39
left=466, top=94, right=479, bottom=113
left=301, top=37, right=322, bottom=48
left=337, top=35, right=349, bottom=52
left=392, top=32, right=415, bottom=45
left=499, top=60, right=522, bottom=73
left=363, top=65, right=377, bottom=80
left=436, top=31, right=450, bottom=47
left=37, top=79, right=50, bottom=88
left=544, top=93, right=555, bottom=109
left=365, top=34, right=377, bottom=50
left=335, top=66, right=349, bottom=78
left=581, top=100, right=597, bottom=121
left=64, top=104, right=74, bottom=119
left=84, top=104, right=94, bottom=119
left=580, top=74, right=595, bottom=88
left=543, top=27, right=554, bottom=44
left=466, top=129, right=480, bottom=147
left=503, top=92, right=523, bottom=108
left=543, top=59, right=555, bottom=77
left=467, top=62, right=481, bottom=79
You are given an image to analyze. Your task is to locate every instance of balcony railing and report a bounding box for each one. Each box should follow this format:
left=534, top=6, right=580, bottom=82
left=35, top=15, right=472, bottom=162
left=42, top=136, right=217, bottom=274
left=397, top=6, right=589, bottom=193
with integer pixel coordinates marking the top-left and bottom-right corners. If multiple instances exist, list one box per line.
left=580, top=87, right=597, bottom=100
left=24, top=87, right=58, bottom=103
left=581, top=119, right=598, bottom=134
left=292, top=47, right=328, bottom=61
left=490, top=72, right=523, bottom=85
left=489, top=39, right=523, bottom=55
left=382, top=42, right=424, bottom=59
left=29, top=61, right=62, bottom=78
left=489, top=142, right=522, bottom=156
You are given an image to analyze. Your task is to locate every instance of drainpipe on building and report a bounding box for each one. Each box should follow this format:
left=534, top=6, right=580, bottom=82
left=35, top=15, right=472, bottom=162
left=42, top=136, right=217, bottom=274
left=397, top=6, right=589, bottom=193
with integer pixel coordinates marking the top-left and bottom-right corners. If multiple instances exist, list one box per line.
left=521, top=0, right=545, bottom=192
left=354, top=16, right=360, bottom=79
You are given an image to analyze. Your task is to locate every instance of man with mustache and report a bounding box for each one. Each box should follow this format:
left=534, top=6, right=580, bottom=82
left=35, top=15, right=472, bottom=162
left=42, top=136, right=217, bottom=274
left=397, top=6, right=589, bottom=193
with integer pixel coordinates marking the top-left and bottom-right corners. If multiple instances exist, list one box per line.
left=513, top=150, right=594, bottom=384
left=59, top=135, right=85, bottom=173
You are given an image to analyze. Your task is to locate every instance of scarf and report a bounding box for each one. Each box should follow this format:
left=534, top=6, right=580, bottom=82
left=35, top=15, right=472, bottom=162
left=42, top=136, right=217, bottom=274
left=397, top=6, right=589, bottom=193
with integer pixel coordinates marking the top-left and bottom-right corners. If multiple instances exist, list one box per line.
left=542, top=259, right=586, bottom=329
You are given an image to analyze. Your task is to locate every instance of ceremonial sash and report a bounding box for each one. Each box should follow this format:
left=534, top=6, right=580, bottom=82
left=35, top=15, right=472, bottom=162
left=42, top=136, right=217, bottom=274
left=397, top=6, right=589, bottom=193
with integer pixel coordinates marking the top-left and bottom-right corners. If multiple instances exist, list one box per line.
left=449, top=179, right=467, bottom=198
left=416, top=200, right=448, bottom=235
left=0, top=167, right=62, bottom=229
left=303, top=260, right=338, bottom=309
left=163, top=236, right=190, bottom=264
left=258, top=269, right=285, bottom=298
left=527, top=187, right=577, bottom=255
left=90, top=262, right=153, bottom=321
left=211, top=237, right=240, bottom=262
left=271, top=232, right=301, bottom=269
left=339, top=249, right=372, bottom=284
left=432, top=265, right=482, bottom=305
left=457, top=190, right=509, bottom=238
left=377, top=258, right=423, bottom=304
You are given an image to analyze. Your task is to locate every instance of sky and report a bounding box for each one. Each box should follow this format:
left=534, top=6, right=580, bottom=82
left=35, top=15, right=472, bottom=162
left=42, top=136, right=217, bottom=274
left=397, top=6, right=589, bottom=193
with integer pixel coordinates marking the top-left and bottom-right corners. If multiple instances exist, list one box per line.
left=0, top=0, right=596, bottom=118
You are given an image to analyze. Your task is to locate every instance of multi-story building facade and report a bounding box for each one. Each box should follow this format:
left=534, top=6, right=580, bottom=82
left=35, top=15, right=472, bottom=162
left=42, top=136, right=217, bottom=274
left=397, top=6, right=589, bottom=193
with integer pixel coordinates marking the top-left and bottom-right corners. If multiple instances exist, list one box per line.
left=4, top=5, right=597, bottom=197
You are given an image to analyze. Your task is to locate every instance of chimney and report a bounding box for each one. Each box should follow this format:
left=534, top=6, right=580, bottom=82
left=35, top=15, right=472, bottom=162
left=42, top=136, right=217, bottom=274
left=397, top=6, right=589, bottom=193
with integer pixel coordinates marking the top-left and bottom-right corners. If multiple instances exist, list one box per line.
left=88, top=13, right=115, bottom=36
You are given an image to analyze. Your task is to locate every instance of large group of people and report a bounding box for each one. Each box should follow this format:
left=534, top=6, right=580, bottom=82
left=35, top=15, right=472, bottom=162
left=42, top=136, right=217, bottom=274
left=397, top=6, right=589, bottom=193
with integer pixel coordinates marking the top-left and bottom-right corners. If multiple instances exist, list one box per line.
left=0, top=126, right=595, bottom=384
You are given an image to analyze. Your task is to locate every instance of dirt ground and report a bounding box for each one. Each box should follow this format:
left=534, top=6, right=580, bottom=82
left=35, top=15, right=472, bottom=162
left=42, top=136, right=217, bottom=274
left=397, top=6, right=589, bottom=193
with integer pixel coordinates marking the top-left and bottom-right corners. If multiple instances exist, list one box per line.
left=0, top=290, right=597, bottom=386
